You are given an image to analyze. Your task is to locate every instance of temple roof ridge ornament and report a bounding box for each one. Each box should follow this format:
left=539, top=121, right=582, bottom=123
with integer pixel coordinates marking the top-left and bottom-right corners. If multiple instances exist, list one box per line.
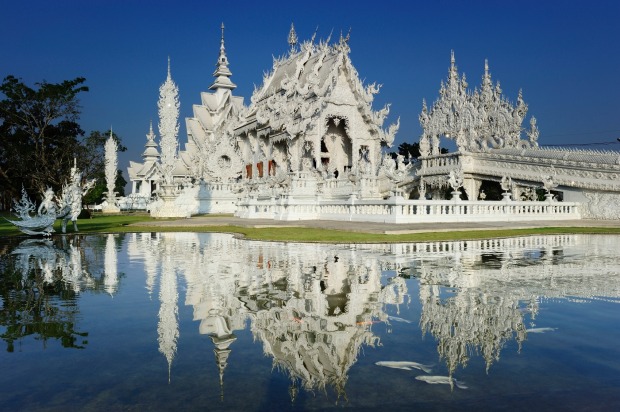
left=288, top=22, right=298, bottom=54
left=210, top=22, right=237, bottom=91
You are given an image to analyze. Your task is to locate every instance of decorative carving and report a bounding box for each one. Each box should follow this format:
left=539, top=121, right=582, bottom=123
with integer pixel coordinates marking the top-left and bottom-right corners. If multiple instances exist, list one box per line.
left=420, top=52, right=535, bottom=155
left=205, top=139, right=244, bottom=182
left=582, top=192, right=620, bottom=219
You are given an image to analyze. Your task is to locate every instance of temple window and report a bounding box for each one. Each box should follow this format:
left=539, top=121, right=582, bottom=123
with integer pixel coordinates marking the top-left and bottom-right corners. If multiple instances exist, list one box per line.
left=257, top=162, right=264, bottom=178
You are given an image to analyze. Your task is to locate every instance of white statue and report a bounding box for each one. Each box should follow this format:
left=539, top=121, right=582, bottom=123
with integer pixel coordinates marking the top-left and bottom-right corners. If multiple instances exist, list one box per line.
left=500, top=176, right=513, bottom=193
left=542, top=173, right=557, bottom=201
left=448, top=169, right=464, bottom=191
left=448, top=169, right=464, bottom=200
left=57, top=160, right=96, bottom=233
left=6, top=187, right=57, bottom=236
left=542, top=174, right=556, bottom=194
left=500, top=176, right=513, bottom=201
left=7, top=159, right=94, bottom=235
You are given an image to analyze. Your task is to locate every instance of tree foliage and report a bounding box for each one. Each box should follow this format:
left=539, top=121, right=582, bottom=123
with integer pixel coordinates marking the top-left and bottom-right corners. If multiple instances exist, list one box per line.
left=389, top=141, right=448, bottom=160
left=0, top=76, right=130, bottom=210
left=0, top=75, right=89, bottom=207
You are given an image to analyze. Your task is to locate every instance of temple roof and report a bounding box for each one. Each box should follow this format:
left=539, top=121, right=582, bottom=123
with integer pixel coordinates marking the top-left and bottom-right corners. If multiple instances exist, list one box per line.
left=234, top=29, right=399, bottom=145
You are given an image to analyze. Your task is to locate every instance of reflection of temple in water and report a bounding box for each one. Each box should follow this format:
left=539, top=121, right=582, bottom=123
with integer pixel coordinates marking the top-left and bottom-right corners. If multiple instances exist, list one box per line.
left=4, top=233, right=620, bottom=399
left=126, top=232, right=408, bottom=399
left=126, top=233, right=620, bottom=393
left=0, top=235, right=118, bottom=351
left=402, top=235, right=620, bottom=375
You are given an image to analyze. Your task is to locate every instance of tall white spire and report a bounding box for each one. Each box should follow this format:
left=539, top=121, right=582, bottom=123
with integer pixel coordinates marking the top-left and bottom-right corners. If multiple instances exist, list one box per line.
left=104, top=128, right=118, bottom=203
left=209, top=23, right=237, bottom=91
left=158, top=58, right=180, bottom=184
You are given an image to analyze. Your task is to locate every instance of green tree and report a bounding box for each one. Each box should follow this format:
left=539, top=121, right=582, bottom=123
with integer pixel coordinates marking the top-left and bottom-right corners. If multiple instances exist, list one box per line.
left=0, top=75, right=88, bottom=206
left=389, top=141, right=448, bottom=160
left=79, top=130, right=128, bottom=205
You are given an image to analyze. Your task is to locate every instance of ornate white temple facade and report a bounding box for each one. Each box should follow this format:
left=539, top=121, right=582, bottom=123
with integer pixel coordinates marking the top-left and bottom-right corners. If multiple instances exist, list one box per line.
left=125, top=25, right=620, bottom=221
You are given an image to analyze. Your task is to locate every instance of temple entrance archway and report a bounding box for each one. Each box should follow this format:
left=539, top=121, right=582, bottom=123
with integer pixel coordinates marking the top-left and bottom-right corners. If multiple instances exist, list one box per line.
left=321, top=117, right=352, bottom=178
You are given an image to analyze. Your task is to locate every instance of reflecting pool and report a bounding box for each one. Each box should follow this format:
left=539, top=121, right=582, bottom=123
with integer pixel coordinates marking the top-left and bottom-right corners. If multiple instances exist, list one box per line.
left=1, top=233, right=619, bottom=411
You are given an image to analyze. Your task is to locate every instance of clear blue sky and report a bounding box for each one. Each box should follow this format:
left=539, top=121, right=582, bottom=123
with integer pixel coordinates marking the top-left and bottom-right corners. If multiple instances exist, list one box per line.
left=2, top=0, right=619, bottom=175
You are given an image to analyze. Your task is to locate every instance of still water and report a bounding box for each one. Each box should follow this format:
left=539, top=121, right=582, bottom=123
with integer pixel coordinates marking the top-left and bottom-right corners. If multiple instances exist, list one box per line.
left=0, top=233, right=619, bottom=411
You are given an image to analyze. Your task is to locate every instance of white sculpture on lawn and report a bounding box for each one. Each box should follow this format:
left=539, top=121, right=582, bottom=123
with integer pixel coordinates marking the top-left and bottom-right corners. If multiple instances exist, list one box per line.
left=57, top=160, right=96, bottom=233
left=6, top=187, right=57, bottom=235
left=7, top=160, right=95, bottom=235
left=102, top=129, right=120, bottom=213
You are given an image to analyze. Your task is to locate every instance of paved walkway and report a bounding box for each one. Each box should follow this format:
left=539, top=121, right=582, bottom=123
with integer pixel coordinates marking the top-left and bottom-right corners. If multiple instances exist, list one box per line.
left=131, top=215, right=620, bottom=235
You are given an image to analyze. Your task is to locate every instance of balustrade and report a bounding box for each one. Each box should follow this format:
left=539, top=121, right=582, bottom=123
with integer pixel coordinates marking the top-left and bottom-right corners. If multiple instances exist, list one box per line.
left=235, top=196, right=581, bottom=223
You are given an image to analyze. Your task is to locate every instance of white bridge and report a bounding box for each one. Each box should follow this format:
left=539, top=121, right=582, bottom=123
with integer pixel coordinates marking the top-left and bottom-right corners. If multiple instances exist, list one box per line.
left=414, top=146, right=620, bottom=220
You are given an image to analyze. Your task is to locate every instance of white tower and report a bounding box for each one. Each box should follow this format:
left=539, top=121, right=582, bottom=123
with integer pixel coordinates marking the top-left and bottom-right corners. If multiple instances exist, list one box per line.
left=158, top=58, right=180, bottom=185
left=102, top=128, right=120, bottom=213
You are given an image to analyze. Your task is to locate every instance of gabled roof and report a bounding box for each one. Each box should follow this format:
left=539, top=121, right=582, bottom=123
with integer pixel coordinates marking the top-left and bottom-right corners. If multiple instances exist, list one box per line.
left=235, top=33, right=399, bottom=145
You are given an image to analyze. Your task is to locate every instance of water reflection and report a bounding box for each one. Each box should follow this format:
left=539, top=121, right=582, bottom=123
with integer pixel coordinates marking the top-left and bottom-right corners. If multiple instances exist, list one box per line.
left=1, top=233, right=620, bottom=403
left=0, top=236, right=103, bottom=351
left=126, top=232, right=406, bottom=400
left=407, top=236, right=620, bottom=374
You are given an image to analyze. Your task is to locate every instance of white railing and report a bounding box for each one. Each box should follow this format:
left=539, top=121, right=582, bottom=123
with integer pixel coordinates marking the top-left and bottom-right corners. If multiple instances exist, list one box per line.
left=235, top=197, right=581, bottom=223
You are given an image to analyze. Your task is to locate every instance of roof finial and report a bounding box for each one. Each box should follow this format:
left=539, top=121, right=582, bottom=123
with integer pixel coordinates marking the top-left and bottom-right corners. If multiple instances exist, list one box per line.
left=451, top=50, right=455, bottom=66
left=220, top=22, right=225, bottom=52
left=288, top=22, right=298, bottom=53
left=167, top=56, right=171, bottom=79
left=210, top=23, right=236, bottom=91
left=484, top=58, right=489, bottom=75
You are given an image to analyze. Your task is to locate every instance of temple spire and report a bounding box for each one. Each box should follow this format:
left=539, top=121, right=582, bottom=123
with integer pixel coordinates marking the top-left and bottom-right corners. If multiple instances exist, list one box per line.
left=158, top=59, right=180, bottom=184
left=210, top=22, right=237, bottom=91
left=288, top=22, right=298, bottom=53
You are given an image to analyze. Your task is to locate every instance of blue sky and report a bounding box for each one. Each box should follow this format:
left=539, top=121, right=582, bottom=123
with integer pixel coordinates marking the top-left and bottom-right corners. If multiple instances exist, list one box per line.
left=2, top=0, right=619, bottom=175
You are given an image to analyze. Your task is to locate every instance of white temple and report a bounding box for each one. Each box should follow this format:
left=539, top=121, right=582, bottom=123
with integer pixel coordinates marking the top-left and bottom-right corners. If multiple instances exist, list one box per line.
left=125, top=24, right=620, bottom=221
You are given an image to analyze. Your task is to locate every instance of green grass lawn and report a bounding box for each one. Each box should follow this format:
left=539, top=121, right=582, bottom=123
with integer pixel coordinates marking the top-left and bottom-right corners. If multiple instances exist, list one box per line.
left=0, top=213, right=151, bottom=237
left=3, top=212, right=620, bottom=243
